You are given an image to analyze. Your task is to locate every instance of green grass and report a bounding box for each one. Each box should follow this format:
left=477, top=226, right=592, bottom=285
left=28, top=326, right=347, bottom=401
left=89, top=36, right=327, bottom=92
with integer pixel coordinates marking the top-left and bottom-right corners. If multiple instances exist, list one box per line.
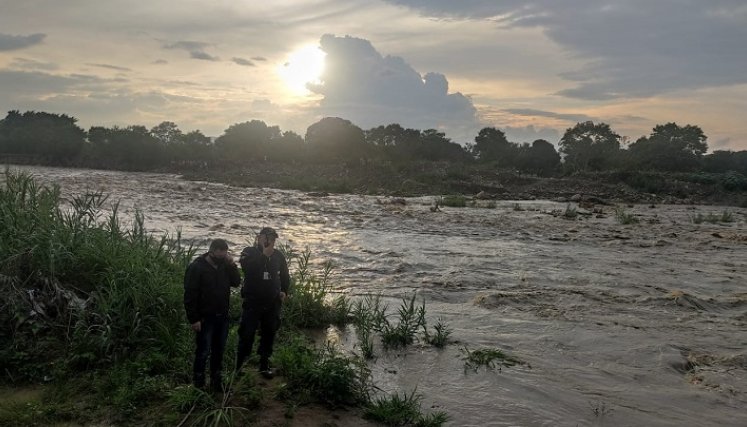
left=439, top=195, right=468, bottom=208
left=691, top=210, right=735, bottom=224
left=460, top=347, right=525, bottom=373
left=364, top=390, right=448, bottom=427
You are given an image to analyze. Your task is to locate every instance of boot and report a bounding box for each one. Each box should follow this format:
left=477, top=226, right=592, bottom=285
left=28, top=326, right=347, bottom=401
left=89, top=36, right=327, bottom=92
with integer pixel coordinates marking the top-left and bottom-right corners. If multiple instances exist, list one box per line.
left=259, top=357, right=274, bottom=379
left=210, top=373, right=225, bottom=393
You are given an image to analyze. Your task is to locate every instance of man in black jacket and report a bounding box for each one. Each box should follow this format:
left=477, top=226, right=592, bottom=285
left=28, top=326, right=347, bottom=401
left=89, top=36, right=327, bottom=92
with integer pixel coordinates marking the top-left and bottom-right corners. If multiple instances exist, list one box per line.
left=236, top=227, right=290, bottom=378
left=184, top=238, right=241, bottom=390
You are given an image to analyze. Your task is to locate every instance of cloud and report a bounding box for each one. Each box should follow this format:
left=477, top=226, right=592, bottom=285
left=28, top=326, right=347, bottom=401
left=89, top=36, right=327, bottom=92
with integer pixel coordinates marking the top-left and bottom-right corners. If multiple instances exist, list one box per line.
left=152, top=59, right=168, bottom=64
left=309, top=34, right=480, bottom=142
left=251, top=56, right=267, bottom=61
left=504, top=108, right=594, bottom=123
left=85, top=63, right=132, bottom=72
left=502, top=125, right=560, bottom=144
left=231, top=57, right=255, bottom=66
left=0, top=33, right=46, bottom=51
left=164, top=40, right=219, bottom=61
left=382, top=1, right=747, bottom=100
left=9, top=57, right=58, bottom=71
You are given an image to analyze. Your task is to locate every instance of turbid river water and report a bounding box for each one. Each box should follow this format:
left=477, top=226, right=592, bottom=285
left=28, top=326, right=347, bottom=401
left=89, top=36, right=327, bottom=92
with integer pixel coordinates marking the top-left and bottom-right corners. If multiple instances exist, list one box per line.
left=9, top=165, right=747, bottom=427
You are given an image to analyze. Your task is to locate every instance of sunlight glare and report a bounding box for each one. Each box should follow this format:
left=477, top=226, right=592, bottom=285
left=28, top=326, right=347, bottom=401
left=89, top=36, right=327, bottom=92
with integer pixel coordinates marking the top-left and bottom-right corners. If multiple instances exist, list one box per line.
left=278, top=45, right=326, bottom=95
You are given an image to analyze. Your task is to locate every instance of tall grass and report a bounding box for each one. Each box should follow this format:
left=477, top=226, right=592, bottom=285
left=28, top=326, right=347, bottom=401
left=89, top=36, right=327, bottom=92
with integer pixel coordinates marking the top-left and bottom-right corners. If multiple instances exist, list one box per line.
left=0, top=171, right=449, bottom=425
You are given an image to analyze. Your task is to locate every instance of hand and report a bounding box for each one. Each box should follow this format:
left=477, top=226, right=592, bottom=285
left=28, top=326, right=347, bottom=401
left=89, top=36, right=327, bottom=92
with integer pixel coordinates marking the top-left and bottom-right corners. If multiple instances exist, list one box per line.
left=262, top=243, right=274, bottom=258
left=279, top=292, right=287, bottom=302
left=191, top=321, right=201, bottom=332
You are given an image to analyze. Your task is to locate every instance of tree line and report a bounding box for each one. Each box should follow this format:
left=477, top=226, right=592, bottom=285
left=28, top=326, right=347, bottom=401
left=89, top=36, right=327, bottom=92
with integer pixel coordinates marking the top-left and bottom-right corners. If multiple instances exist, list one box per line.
left=1, top=110, right=746, bottom=181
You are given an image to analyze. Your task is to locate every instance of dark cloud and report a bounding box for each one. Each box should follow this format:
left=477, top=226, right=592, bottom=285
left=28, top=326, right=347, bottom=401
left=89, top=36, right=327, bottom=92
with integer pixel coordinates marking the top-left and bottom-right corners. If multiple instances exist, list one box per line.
left=0, top=33, right=46, bottom=51
left=310, top=34, right=480, bottom=142
left=383, top=1, right=747, bottom=99
left=504, top=108, right=594, bottom=123
left=85, top=63, right=132, bottom=72
left=231, top=57, right=255, bottom=66
left=9, top=57, right=58, bottom=71
left=251, top=56, right=267, bottom=61
left=164, top=40, right=219, bottom=61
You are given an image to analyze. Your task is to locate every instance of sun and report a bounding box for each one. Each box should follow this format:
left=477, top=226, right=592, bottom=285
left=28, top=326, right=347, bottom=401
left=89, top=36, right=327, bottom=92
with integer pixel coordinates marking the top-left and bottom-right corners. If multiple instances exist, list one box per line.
left=278, top=45, right=326, bottom=95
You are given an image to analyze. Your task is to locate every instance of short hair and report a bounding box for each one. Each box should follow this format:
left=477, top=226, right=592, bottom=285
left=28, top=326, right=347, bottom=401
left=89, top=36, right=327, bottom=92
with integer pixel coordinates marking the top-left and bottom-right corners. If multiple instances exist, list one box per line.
left=209, top=238, right=228, bottom=252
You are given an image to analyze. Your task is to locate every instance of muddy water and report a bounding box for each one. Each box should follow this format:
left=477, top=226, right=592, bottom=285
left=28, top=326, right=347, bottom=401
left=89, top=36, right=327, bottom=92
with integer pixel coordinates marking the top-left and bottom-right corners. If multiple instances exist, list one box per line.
left=10, top=166, right=747, bottom=427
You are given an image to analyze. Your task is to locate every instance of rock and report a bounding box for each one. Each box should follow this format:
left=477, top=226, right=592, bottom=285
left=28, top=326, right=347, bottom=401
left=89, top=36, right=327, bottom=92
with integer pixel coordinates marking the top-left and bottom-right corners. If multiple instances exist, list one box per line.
left=570, top=194, right=582, bottom=202
left=307, top=191, right=329, bottom=197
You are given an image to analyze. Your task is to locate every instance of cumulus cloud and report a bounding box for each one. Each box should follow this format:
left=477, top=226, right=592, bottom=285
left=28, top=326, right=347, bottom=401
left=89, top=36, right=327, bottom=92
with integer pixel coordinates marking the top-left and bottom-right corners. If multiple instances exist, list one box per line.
left=310, top=34, right=480, bottom=142
left=0, top=33, right=46, bottom=51
left=231, top=57, right=255, bottom=66
left=383, top=1, right=747, bottom=100
left=164, top=40, right=219, bottom=61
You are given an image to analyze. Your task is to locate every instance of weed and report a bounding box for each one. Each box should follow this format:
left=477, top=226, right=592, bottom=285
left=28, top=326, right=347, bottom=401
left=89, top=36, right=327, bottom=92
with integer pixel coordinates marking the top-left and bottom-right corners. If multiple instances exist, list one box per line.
left=380, top=295, right=426, bottom=350
left=614, top=206, right=639, bottom=224
left=439, top=195, right=467, bottom=208
left=364, top=390, right=448, bottom=427
left=425, top=319, right=452, bottom=348
left=460, top=347, right=524, bottom=373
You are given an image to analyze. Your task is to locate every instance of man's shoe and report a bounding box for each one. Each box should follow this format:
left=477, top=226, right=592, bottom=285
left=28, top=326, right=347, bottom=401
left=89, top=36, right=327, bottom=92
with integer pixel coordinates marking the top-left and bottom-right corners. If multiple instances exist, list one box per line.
left=259, top=368, right=275, bottom=379
left=210, top=375, right=225, bottom=393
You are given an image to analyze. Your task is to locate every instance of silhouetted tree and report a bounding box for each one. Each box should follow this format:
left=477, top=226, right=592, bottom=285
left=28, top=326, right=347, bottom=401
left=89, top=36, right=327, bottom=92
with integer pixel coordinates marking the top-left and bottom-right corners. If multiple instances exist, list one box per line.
left=305, top=117, right=367, bottom=162
left=559, top=121, right=621, bottom=171
left=268, top=130, right=305, bottom=162
left=0, top=110, right=85, bottom=161
left=419, top=129, right=471, bottom=162
left=516, top=139, right=560, bottom=176
left=215, top=120, right=280, bottom=163
left=628, top=123, right=707, bottom=171
left=365, top=124, right=422, bottom=161
left=472, top=127, right=517, bottom=166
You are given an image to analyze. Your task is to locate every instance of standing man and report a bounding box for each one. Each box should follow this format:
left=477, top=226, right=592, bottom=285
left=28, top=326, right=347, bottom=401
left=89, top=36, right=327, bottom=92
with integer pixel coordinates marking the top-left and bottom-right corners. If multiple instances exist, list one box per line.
left=236, top=227, right=290, bottom=379
left=184, top=238, right=241, bottom=391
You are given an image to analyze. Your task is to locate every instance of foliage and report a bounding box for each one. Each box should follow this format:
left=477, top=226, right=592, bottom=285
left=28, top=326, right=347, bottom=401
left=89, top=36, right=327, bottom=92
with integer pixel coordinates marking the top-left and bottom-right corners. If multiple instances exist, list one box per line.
left=364, top=390, right=448, bottom=427
left=439, top=195, right=467, bottom=207
left=559, top=121, right=621, bottom=172
left=614, top=206, right=639, bottom=224
left=460, top=347, right=524, bottom=372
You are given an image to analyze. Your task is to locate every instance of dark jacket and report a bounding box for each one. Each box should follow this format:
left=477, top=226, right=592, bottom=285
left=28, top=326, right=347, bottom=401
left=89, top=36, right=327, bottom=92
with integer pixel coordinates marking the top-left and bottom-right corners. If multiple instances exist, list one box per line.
left=239, top=246, right=290, bottom=307
left=183, top=253, right=241, bottom=324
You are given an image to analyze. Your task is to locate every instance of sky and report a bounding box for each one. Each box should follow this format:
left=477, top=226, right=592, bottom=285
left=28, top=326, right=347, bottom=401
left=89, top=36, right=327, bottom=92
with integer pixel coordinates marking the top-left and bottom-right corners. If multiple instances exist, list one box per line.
left=1, top=0, right=746, bottom=150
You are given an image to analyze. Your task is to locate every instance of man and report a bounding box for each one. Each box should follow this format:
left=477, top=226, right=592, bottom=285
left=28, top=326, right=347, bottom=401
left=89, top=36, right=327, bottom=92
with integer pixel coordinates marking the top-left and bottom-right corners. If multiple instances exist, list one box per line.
left=183, top=238, right=241, bottom=390
left=236, top=227, right=290, bottom=379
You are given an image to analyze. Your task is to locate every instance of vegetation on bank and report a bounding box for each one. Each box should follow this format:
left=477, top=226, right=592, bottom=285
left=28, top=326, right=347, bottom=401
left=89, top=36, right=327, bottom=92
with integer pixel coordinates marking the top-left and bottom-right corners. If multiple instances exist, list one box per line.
left=1, top=110, right=746, bottom=203
left=0, top=171, right=450, bottom=426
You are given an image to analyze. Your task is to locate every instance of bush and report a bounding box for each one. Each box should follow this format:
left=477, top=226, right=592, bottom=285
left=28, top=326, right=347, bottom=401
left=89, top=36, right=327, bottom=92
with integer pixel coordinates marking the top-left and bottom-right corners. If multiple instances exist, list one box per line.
left=722, top=171, right=747, bottom=191
left=364, top=390, right=448, bottom=427
left=438, top=195, right=467, bottom=208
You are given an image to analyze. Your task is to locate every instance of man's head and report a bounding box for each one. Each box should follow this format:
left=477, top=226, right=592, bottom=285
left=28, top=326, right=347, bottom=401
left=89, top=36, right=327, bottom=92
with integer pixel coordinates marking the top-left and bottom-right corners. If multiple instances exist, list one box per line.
left=208, top=238, right=229, bottom=261
left=257, top=227, right=278, bottom=248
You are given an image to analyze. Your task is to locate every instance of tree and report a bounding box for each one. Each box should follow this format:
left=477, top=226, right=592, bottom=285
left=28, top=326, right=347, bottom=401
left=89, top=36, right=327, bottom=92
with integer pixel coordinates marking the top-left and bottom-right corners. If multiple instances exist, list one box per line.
left=305, top=117, right=367, bottom=162
left=0, top=110, right=86, bottom=161
left=472, top=127, right=517, bottom=166
left=628, top=123, right=707, bottom=171
left=150, top=121, right=183, bottom=145
left=215, top=120, right=280, bottom=163
left=419, top=129, right=471, bottom=162
left=559, top=121, right=621, bottom=171
left=365, top=123, right=422, bottom=161
left=516, top=139, right=560, bottom=176
left=268, top=131, right=305, bottom=162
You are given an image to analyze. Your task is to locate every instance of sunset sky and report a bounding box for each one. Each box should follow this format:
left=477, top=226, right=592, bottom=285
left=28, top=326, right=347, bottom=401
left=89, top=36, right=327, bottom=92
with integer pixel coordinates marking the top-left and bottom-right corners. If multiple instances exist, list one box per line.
left=1, top=0, right=746, bottom=150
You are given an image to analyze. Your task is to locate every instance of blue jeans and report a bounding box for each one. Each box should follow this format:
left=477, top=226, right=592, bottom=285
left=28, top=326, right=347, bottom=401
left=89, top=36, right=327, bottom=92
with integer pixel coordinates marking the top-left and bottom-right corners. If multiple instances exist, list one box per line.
left=193, top=313, right=229, bottom=386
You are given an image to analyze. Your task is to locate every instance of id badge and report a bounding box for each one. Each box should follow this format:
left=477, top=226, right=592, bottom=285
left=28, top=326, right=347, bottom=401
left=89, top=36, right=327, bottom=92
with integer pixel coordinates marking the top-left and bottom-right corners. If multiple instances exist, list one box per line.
left=263, top=272, right=270, bottom=280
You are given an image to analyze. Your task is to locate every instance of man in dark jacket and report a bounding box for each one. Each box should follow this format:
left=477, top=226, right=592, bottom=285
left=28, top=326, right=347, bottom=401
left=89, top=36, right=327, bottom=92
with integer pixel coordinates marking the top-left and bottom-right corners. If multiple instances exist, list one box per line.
left=236, top=227, right=290, bottom=378
left=184, top=238, right=241, bottom=390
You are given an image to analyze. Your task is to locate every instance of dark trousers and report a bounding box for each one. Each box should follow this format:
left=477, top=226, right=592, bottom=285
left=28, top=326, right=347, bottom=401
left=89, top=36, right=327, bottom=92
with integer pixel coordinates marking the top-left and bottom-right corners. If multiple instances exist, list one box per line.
left=236, top=303, right=281, bottom=370
left=193, top=314, right=229, bottom=386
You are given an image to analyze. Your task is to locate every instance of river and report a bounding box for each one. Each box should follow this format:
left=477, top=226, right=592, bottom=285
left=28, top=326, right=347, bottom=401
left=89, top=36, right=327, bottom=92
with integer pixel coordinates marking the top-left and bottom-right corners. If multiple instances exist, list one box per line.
left=9, top=165, right=747, bottom=427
